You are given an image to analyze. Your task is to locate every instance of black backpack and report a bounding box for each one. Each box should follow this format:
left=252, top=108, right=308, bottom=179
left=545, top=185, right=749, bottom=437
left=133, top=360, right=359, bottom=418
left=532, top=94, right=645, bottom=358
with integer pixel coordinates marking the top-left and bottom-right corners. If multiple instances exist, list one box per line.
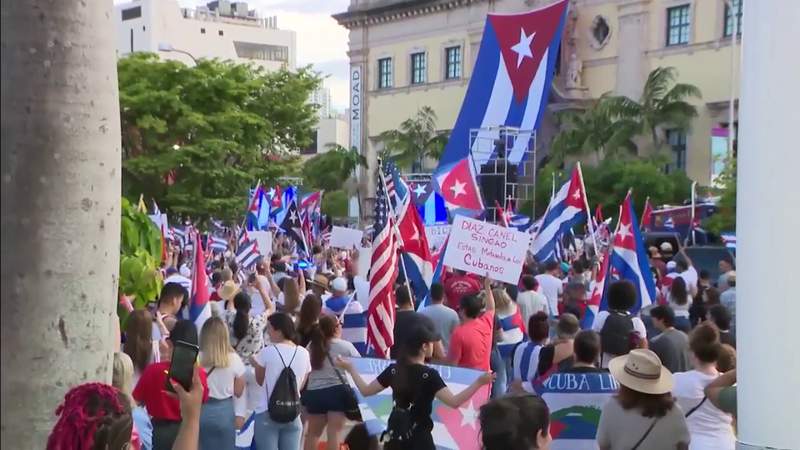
left=267, top=345, right=301, bottom=423
left=600, top=310, right=635, bottom=357
left=381, top=367, right=418, bottom=445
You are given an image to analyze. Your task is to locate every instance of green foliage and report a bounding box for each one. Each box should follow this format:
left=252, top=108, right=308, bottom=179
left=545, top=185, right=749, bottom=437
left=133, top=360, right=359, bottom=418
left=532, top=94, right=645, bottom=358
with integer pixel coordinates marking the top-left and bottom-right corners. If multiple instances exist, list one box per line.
left=302, top=146, right=366, bottom=192
left=705, top=157, right=737, bottom=235
left=321, top=190, right=349, bottom=218
left=605, top=66, right=702, bottom=149
left=378, top=106, right=448, bottom=171
left=533, top=160, right=692, bottom=220
left=118, top=53, right=318, bottom=221
left=119, top=197, right=163, bottom=315
left=551, top=95, right=638, bottom=164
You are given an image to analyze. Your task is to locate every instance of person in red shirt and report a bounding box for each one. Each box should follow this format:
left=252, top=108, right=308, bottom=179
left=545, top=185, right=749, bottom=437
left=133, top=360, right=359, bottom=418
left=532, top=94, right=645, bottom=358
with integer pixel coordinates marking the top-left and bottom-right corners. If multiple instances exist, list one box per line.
left=448, top=276, right=496, bottom=371
left=133, top=319, right=209, bottom=450
left=442, top=269, right=482, bottom=311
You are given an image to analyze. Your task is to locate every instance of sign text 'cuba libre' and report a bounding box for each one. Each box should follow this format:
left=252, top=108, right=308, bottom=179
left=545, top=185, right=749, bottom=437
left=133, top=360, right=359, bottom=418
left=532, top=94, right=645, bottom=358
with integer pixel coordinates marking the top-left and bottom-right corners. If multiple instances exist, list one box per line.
left=443, top=215, right=531, bottom=285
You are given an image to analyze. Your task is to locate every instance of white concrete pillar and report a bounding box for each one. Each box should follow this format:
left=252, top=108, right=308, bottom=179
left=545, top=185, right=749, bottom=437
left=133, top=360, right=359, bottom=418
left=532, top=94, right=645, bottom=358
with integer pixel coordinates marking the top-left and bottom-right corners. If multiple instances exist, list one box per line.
left=736, top=1, right=800, bottom=449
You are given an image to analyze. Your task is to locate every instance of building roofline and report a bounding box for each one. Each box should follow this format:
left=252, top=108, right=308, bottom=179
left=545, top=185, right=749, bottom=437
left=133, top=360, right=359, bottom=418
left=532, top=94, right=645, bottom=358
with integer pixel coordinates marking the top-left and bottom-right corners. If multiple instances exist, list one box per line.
left=333, top=0, right=484, bottom=28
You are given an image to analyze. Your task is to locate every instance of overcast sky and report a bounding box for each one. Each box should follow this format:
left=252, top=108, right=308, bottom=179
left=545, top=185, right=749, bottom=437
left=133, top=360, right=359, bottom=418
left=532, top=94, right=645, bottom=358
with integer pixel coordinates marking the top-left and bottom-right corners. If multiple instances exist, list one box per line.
left=180, top=0, right=351, bottom=111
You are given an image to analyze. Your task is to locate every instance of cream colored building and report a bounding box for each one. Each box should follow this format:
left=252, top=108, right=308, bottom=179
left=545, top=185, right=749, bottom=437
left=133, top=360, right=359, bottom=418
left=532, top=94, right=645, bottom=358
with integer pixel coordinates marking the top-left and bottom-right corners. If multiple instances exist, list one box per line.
left=114, top=0, right=296, bottom=70
left=334, top=0, right=742, bottom=197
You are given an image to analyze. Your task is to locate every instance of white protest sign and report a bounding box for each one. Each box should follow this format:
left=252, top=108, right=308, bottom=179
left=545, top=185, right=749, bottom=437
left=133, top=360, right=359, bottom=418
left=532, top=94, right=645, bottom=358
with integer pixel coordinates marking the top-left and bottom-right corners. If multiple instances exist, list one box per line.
left=249, top=231, right=273, bottom=256
left=330, top=226, right=363, bottom=249
left=357, top=246, right=371, bottom=280
left=442, top=215, right=531, bottom=285
left=425, top=224, right=451, bottom=251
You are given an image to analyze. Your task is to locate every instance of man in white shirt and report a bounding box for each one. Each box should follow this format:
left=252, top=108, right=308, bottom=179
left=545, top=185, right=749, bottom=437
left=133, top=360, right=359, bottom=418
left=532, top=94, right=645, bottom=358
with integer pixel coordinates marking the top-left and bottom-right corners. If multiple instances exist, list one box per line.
left=535, top=261, right=563, bottom=317
left=164, top=267, right=192, bottom=291
left=517, top=274, right=550, bottom=326
left=675, top=248, right=698, bottom=296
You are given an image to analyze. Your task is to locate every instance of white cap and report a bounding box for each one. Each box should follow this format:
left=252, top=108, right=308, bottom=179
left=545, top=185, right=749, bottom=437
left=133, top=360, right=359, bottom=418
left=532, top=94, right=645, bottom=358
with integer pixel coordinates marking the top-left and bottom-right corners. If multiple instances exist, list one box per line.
left=179, top=264, right=191, bottom=278
left=660, top=242, right=673, bottom=252
left=331, top=277, right=348, bottom=293
left=666, top=261, right=677, bottom=271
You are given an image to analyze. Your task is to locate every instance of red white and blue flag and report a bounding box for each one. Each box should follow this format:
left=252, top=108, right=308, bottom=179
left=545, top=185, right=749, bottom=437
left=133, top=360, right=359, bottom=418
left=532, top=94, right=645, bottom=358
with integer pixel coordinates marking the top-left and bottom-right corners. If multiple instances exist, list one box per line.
left=189, top=232, right=211, bottom=330
left=602, top=193, right=656, bottom=313
left=583, top=247, right=609, bottom=329
left=434, top=1, right=568, bottom=211
left=531, top=166, right=588, bottom=262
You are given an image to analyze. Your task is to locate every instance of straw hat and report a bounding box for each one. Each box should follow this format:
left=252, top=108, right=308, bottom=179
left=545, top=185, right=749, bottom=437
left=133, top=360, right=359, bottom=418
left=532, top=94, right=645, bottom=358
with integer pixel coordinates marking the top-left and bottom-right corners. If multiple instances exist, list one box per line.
left=218, top=280, right=239, bottom=301
left=308, top=274, right=330, bottom=291
left=608, top=349, right=674, bottom=395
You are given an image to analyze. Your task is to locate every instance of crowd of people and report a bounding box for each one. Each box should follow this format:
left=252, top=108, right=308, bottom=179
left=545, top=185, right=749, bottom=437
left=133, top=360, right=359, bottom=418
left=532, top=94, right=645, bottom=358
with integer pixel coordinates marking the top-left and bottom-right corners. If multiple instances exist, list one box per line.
left=46, top=231, right=739, bottom=450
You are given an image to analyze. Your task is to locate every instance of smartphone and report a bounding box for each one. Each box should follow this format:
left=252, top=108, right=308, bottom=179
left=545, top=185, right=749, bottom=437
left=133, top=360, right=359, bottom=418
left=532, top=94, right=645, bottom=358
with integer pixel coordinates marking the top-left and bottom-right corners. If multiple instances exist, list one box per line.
left=165, top=340, right=199, bottom=393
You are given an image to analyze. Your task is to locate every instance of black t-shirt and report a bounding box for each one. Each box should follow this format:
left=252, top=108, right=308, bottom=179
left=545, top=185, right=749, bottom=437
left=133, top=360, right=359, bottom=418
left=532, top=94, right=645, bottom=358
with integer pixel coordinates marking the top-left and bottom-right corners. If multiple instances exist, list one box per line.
left=377, top=363, right=447, bottom=443
left=391, top=311, right=438, bottom=359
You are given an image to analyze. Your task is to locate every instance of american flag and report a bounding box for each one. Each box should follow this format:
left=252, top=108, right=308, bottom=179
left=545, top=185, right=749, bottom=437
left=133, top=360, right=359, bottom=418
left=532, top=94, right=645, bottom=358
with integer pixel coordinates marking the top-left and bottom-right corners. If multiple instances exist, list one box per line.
left=367, top=165, right=400, bottom=358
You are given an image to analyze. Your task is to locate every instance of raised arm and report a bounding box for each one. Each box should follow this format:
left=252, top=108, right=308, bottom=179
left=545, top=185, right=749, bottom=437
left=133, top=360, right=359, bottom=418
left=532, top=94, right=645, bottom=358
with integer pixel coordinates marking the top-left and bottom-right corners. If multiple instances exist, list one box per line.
left=254, top=276, right=275, bottom=315
left=434, top=372, right=493, bottom=408
left=705, top=369, right=737, bottom=412
left=298, top=269, right=307, bottom=297
left=483, top=276, right=495, bottom=312
left=335, top=356, right=384, bottom=397
left=680, top=247, right=694, bottom=268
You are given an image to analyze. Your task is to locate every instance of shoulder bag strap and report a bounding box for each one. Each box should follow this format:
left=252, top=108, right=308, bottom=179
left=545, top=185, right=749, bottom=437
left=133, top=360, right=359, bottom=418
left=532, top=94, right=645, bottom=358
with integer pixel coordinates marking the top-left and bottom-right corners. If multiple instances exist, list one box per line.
left=685, top=396, right=707, bottom=418
left=631, top=416, right=660, bottom=450
left=325, top=350, right=351, bottom=387
left=207, top=366, right=216, bottom=377
left=273, top=345, right=288, bottom=368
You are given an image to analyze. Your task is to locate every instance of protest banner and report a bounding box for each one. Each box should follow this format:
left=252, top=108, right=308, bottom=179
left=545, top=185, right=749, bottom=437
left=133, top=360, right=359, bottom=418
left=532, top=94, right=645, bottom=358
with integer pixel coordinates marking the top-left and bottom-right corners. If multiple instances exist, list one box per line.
left=346, top=357, right=491, bottom=450
left=534, top=371, right=619, bottom=449
left=442, top=215, right=531, bottom=285
left=330, top=226, right=364, bottom=249
left=425, top=224, right=451, bottom=251
left=249, top=231, right=272, bottom=256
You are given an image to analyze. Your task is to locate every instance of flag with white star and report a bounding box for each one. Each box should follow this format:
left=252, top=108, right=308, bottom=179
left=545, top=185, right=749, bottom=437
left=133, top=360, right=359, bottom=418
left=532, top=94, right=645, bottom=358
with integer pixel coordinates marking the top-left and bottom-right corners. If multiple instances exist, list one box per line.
left=279, top=198, right=307, bottom=256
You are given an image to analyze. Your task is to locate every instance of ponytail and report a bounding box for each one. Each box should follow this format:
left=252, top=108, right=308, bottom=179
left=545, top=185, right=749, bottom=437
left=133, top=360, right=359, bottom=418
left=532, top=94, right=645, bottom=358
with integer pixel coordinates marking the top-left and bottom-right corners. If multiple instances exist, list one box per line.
left=309, top=315, right=338, bottom=370
left=232, top=292, right=252, bottom=341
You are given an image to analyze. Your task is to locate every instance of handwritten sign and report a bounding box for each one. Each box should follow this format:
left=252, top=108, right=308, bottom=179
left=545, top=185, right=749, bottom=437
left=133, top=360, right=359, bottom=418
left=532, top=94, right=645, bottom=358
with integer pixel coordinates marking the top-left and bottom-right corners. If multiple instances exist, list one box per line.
left=442, top=215, right=531, bottom=285
left=425, top=224, right=451, bottom=251
left=249, top=231, right=272, bottom=256
left=330, top=226, right=364, bottom=249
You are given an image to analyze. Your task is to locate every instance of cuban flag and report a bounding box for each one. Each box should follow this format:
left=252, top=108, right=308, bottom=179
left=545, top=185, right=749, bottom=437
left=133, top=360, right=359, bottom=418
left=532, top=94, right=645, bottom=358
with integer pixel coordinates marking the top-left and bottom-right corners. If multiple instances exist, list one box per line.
left=397, top=202, right=434, bottom=305
left=531, top=166, right=588, bottom=262
left=189, top=233, right=211, bottom=330
left=417, top=235, right=449, bottom=310
left=235, top=412, right=256, bottom=450
left=583, top=247, right=610, bottom=329
left=412, top=181, right=448, bottom=225
left=344, top=357, right=491, bottom=450
left=246, top=186, right=270, bottom=231
left=209, top=235, right=228, bottom=253
left=273, top=186, right=296, bottom=225
left=601, top=193, right=656, bottom=313
left=434, top=1, right=568, bottom=210
left=235, top=239, right=261, bottom=270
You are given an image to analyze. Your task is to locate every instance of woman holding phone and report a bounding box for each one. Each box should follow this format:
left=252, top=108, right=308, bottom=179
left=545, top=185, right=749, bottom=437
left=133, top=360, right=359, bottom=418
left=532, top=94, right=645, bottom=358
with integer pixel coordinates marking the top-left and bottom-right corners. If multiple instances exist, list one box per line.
left=133, top=320, right=210, bottom=450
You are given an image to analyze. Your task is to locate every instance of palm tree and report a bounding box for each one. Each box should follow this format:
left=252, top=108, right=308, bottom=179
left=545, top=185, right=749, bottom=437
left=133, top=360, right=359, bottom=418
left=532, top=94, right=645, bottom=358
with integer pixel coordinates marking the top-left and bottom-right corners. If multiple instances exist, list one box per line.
left=550, top=95, right=638, bottom=163
left=379, top=106, right=448, bottom=172
left=325, top=144, right=368, bottom=178
left=606, top=66, right=702, bottom=149
left=2, top=1, right=121, bottom=447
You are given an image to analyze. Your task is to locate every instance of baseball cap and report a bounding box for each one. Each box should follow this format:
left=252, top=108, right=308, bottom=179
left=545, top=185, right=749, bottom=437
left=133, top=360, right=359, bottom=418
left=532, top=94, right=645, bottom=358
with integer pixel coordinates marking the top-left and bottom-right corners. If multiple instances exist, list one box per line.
left=331, top=277, right=348, bottom=293
left=660, top=242, right=673, bottom=252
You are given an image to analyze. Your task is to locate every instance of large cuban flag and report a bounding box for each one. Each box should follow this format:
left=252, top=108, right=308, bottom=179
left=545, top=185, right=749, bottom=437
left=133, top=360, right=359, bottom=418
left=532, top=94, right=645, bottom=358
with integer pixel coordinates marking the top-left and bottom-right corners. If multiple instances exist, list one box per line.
left=434, top=1, right=569, bottom=210
left=531, top=166, right=588, bottom=262
left=601, top=193, right=656, bottom=313
left=344, top=357, right=491, bottom=450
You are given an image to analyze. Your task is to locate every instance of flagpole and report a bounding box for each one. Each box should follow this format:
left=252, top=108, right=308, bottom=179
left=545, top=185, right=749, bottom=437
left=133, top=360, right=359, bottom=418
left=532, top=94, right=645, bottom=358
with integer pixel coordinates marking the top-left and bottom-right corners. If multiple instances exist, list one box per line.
left=576, top=163, right=599, bottom=259
left=690, top=181, right=697, bottom=246
left=640, top=196, right=650, bottom=231
left=376, top=158, right=415, bottom=307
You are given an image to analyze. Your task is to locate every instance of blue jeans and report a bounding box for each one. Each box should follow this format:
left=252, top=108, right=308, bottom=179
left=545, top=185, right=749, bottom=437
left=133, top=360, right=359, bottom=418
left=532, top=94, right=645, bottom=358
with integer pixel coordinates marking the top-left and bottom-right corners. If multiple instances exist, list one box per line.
left=490, top=347, right=507, bottom=398
left=199, top=397, right=235, bottom=450
left=253, top=412, right=302, bottom=450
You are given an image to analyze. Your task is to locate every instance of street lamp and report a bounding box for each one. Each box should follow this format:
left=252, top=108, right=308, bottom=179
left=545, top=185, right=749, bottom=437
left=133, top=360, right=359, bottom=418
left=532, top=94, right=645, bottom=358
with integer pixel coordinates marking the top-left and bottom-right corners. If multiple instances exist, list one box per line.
left=157, top=42, right=199, bottom=65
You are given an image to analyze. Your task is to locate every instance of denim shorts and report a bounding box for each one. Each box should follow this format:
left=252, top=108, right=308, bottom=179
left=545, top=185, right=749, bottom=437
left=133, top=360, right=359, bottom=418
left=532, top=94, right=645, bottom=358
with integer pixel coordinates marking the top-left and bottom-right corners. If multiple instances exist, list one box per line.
left=301, top=384, right=352, bottom=414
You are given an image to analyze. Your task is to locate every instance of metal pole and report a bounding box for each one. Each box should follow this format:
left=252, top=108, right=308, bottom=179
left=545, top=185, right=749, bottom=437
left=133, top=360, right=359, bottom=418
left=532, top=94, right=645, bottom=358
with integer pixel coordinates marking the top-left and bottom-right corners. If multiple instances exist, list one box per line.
left=690, top=181, right=697, bottom=246
left=576, top=162, right=599, bottom=257
left=376, top=158, right=415, bottom=306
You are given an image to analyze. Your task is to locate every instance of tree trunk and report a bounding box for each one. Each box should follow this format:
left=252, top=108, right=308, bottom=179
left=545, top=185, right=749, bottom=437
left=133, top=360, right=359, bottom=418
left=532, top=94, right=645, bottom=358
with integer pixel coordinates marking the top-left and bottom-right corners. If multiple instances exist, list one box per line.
left=1, top=1, right=121, bottom=447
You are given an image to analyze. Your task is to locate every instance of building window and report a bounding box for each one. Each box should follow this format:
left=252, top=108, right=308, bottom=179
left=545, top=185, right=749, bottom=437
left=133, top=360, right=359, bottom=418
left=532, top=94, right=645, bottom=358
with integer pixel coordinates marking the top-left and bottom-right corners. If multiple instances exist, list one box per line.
left=666, top=5, right=690, bottom=46
left=218, top=30, right=224, bottom=36
left=121, top=6, right=141, bottom=21
left=665, top=129, right=687, bottom=172
left=233, top=41, right=289, bottom=62
left=378, top=57, right=393, bottom=89
left=201, top=28, right=206, bottom=34
left=445, top=46, right=462, bottom=80
left=724, top=0, right=743, bottom=37
left=410, top=52, right=426, bottom=85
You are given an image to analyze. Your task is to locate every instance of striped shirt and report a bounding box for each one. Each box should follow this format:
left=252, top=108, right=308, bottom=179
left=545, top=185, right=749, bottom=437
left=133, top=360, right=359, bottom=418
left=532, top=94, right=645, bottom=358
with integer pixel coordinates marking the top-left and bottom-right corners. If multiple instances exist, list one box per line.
left=512, top=341, right=544, bottom=393
left=324, top=295, right=367, bottom=355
